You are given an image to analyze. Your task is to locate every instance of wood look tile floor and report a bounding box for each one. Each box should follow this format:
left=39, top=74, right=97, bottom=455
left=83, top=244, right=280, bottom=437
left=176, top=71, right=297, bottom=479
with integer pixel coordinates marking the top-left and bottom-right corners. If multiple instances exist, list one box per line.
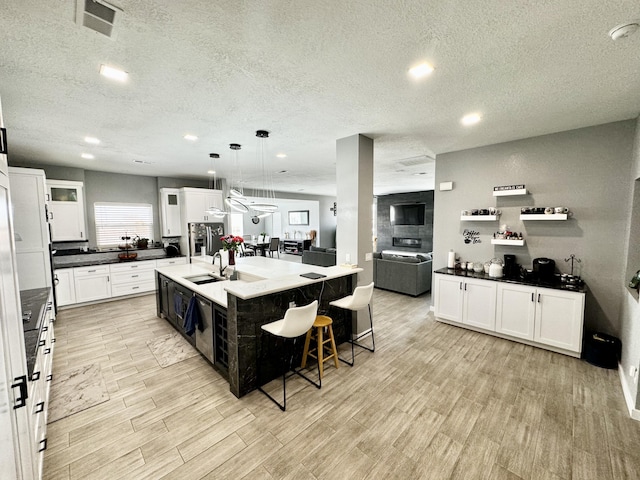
left=43, top=289, right=640, bottom=480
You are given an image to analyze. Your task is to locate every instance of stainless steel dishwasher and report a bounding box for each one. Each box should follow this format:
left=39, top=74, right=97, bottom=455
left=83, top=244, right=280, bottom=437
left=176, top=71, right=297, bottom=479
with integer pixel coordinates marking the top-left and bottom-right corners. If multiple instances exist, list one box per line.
left=195, top=295, right=214, bottom=364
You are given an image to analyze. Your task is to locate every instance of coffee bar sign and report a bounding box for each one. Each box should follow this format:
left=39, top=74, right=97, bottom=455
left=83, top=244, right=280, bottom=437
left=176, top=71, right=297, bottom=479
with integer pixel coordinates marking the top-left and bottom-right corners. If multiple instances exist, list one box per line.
left=493, top=184, right=525, bottom=192
left=493, top=184, right=527, bottom=196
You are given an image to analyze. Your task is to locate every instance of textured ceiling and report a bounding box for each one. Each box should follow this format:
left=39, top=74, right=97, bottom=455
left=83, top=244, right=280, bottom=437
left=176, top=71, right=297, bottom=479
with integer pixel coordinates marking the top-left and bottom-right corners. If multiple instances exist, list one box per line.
left=0, top=1, right=639, bottom=196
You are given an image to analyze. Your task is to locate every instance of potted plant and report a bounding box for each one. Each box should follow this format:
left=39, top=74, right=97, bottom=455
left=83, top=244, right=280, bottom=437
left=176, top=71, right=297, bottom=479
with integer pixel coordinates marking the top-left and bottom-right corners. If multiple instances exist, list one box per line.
left=134, top=236, right=149, bottom=249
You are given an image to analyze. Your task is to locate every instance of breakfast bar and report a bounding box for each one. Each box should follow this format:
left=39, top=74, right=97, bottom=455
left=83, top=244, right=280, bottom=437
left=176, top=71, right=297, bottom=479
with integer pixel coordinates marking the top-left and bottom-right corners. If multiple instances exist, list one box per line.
left=155, top=256, right=362, bottom=397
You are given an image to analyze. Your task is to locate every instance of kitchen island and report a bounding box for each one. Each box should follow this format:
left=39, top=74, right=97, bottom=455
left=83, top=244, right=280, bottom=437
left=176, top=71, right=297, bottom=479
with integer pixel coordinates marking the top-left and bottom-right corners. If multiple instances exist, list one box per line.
left=156, top=256, right=362, bottom=397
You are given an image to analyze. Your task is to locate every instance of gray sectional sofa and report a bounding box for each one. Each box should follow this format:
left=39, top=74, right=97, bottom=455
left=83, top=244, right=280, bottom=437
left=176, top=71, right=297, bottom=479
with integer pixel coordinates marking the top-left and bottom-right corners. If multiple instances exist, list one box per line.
left=302, top=246, right=337, bottom=267
left=373, top=252, right=432, bottom=296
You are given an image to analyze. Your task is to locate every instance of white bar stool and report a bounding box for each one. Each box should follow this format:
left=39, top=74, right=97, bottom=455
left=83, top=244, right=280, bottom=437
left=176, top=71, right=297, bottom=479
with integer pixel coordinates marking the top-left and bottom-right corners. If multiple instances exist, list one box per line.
left=257, top=300, right=320, bottom=411
left=329, top=282, right=375, bottom=366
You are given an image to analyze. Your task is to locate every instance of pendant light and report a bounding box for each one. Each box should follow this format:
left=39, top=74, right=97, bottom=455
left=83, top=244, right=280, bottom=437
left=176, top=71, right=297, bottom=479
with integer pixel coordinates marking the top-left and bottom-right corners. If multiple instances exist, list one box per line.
left=249, top=130, right=278, bottom=215
left=225, top=143, right=249, bottom=213
left=206, top=153, right=227, bottom=218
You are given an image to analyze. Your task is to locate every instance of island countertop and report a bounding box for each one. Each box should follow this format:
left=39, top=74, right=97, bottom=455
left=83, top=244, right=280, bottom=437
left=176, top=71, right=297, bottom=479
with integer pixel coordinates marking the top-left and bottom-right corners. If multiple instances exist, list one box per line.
left=155, top=256, right=363, bottom=307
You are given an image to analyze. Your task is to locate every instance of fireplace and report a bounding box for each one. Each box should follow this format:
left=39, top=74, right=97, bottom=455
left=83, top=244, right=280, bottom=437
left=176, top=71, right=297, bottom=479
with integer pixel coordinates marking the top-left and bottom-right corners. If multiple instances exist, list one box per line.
left=392, top=237, right=422, bottom=248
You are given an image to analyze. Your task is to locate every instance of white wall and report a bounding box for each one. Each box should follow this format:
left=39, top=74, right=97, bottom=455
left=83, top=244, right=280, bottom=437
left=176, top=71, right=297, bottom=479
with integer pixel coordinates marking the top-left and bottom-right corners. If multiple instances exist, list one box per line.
left=240, top=196, right=320, bottom=243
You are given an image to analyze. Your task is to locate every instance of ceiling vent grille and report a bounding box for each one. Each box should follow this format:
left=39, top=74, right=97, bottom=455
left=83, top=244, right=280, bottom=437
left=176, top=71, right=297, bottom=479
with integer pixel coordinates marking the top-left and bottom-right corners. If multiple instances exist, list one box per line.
left=397, top=155, right=434, bottom=167
left=76, top=0, right=121, bottom=39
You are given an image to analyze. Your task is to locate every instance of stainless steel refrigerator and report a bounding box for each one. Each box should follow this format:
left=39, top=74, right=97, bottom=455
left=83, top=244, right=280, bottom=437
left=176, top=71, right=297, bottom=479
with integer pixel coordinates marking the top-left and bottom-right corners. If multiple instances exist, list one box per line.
left=188, top=222, right=224, bottom=257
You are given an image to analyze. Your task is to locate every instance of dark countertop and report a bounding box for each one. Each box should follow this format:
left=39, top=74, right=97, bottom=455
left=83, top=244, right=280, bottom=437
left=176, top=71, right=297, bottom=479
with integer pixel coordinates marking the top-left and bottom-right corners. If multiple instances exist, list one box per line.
left=21, top=287, right=51, bottom=377
left=54, top=253, right=181, bottom=268
left=434, top=267, right=587, bottom=293
left=52, top=247, right=186, bottom=269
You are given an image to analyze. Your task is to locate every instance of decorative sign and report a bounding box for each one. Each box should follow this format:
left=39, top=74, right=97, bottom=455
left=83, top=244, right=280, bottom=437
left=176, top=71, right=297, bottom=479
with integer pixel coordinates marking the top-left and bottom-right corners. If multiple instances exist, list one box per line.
left=463, top=229, right=481, bottom=244
left=494, top=184, right=525, bottom=192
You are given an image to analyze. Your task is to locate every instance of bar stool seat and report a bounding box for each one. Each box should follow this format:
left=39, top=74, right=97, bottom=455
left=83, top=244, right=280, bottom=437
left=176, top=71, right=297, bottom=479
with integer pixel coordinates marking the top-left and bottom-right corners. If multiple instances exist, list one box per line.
left=301, top=315, right=339, bottom=378
left=257, top=300, right=320, bottom=411
left=329, top=282, right=375, bottom=366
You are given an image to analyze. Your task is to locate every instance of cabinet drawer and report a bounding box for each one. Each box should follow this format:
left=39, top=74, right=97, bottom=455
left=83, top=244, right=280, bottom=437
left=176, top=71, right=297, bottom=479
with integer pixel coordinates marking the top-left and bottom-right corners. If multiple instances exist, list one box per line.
left=74, top=265, right=110, bottom=276
left=111, top=280, right=156, bottom=297
left=109, top=260, right=156, bottom=273
left=156, top=257, right=187, bottom=267
left=111, top=269, right=155, bottom=285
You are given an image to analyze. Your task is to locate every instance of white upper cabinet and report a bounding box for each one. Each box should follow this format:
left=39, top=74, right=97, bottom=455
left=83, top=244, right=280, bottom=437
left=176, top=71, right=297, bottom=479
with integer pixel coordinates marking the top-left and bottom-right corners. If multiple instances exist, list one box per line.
left=159, top=188, right=182, bottom=237
left=47, top=180, right=86, bottom=241
left=179, top=187, right=224, bottom=223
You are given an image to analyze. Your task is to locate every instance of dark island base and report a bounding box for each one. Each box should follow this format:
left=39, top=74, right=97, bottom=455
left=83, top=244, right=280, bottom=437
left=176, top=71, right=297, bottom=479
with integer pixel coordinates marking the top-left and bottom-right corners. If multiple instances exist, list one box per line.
left=227, top=274, right=355, bottom=398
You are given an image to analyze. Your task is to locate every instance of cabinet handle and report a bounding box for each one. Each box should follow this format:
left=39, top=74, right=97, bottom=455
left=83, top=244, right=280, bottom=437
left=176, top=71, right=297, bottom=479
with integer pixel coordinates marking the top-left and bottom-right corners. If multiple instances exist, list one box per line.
left=464, top=283, right=467, bottom=291
left=38, top=340, right=46, bottom=347
left=131, top=265, right=138, bottom=268
left=54, top=274, right=59, bottom=286
left=537, top=294, right=541, bottom=303
left=44, top=348, right=51, bottom=354
left=46, top=374, right=53, bottom=382
left=132, top=286, right=139, bottom=290
left=88, top=269, right=96, bottom=273
left=31, top=371, right=40, bottom=381
left=46, top=193, right=50, bottom=202
left=42, top=325, right=48, bottom=332
left=131, top=275, right=139, bottom=278
left=35, top=401, right=45, bottom=414
left=80, top=231, right=83, bottom=238
left=11, top=375, right=28, bottom=409
left=0, top=127, right=6, bottom=154
left=459, top=282, right=463, bottom=290
left=39, top=438, right=47, bottom=452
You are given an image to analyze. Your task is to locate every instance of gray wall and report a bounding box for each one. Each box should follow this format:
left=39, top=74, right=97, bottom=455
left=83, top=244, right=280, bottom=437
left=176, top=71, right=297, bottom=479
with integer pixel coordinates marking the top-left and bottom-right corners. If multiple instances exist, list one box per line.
left=433, top=120, right=636, bottom=339
left=617, top=116, right=640, bottom=410
left=376, top=191, right=434, bottom=253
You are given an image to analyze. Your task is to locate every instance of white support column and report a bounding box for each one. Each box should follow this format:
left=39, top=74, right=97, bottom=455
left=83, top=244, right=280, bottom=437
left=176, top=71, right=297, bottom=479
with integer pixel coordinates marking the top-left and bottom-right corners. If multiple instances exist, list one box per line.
left=336, top=134, right=374, bottom=336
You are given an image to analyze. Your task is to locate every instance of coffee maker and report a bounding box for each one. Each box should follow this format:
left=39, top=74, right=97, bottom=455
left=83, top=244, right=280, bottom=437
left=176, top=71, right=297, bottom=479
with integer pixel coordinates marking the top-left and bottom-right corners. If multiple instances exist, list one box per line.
left=504, top=254, right=517, bottom=278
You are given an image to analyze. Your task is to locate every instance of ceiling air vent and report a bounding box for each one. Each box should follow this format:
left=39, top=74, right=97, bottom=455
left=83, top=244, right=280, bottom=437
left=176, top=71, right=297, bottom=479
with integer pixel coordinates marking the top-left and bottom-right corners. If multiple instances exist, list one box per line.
left=76, top=0, right=121, bottom=39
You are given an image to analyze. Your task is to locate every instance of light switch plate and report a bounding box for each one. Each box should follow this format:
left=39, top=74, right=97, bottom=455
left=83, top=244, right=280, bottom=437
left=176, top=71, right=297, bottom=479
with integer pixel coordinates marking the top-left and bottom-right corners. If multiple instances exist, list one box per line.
left=440, top=181, right=453, bottom=191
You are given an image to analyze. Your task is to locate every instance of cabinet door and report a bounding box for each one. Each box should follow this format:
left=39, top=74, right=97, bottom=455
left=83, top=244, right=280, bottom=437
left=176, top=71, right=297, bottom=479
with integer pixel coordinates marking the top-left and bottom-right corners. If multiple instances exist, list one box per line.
left=203, top=191, right=223, bottom=221
left=496, top=283, right=536, bottom=340
left=434, top=274, right=463, bottom=323
left=48, top=181, right=86, bottom=241
left=182, top=190, right=207, bottom=223
left=74, top=267, right=111, bottom=303
left=54, top=269, right=76, bottom=306
left=462, top=278, right=497, bottom=331
left=534, top=288, right=585, bottom=353
left=160, top=189, right=182, bottom=237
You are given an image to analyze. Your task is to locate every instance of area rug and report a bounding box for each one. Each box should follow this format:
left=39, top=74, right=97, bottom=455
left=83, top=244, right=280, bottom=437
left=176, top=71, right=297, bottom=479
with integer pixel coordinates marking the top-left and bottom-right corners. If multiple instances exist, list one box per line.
left=48, top=363, right=110, bottom=423
left=147, top=332, right=199, bottom=368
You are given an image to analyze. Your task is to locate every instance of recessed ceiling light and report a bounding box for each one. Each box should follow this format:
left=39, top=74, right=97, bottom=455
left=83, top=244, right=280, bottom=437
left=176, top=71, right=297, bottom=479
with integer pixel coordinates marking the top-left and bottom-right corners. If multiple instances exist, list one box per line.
left=81, top=153, right=94, bottom=159
left=84, top=136, right=100, bottom=144
left=461, top=113, right=482, bottom=126
left=276, top=153, right=287, bottom=158
left=184, top=134, right=198, bottom=141
left=207, top=169, right=215, bottom=175
left=409, top=62, right=435, bottom=79
left=99, top=64, right=128, bottom=82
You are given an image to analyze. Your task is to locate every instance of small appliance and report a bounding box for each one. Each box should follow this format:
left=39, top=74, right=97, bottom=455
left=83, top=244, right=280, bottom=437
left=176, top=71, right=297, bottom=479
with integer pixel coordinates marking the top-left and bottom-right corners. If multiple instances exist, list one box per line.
left=533, top=258, right=556, bottom=282
left=504, top=254, right=517, bottom=278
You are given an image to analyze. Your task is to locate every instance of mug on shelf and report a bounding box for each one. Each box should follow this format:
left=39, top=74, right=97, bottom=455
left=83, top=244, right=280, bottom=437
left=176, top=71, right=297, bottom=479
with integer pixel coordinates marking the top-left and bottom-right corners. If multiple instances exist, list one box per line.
left=461, top=210, right=471, bottom=216
left=544, top=207, right=554, bottom=214
left=555, top=206, right=569, bottom=214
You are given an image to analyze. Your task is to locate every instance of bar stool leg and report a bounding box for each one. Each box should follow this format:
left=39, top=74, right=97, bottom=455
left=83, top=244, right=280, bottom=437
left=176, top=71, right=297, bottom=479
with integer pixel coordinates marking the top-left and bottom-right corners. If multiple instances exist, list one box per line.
left=328, top=324, right=339, bottom=369
left=301, top=329, right=313, bottom=369
left=317, top=326, right=324, bottom=379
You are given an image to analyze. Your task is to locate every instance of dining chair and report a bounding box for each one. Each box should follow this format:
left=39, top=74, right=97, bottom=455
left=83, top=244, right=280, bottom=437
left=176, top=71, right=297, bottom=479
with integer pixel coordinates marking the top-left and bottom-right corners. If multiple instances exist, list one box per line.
left=268, top=237, right=280, bottom=258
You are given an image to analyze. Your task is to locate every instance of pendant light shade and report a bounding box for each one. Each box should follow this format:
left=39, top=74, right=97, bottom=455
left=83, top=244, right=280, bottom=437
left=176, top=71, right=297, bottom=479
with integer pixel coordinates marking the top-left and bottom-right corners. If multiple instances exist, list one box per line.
left=251, top=130, right=278, bottom=213
left=226, top=143, right=249, bottom=213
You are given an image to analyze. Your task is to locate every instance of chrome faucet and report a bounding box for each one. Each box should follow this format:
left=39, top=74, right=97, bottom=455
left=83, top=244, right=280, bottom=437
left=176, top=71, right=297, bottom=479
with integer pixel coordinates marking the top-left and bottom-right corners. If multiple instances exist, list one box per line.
left=212, top=251, right=227, bottom=276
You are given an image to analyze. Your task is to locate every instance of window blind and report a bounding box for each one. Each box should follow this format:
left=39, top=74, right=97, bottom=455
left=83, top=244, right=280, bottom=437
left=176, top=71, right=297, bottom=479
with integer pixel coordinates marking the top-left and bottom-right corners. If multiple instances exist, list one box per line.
left=94, top=202, right=153, bottom=247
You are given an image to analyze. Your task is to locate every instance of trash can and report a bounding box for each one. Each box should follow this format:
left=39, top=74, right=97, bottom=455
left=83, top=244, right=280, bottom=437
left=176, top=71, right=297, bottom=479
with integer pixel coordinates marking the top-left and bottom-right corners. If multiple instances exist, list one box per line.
left=583, top=332, right=621, bottom=369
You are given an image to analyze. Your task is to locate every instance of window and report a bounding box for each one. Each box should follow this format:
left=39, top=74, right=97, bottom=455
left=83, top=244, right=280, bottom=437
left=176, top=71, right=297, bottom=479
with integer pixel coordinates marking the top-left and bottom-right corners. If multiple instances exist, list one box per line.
left=94, top=202, right=153, bottom=248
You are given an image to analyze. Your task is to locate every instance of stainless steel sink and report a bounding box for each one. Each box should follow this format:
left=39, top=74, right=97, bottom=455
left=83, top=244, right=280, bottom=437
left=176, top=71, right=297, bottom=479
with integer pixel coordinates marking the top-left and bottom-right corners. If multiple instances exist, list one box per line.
left=184, top=275, right=220, bottom=285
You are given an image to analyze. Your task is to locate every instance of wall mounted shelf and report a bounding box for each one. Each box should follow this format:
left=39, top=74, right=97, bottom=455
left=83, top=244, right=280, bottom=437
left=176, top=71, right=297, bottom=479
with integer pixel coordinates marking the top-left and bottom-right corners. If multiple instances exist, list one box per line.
left=461, top=215, right=498, bottom=221
left=493, top=188, right=528, bottom=197
left=491, top=239, right=526, bottom=246
left=520, top=214, right=568, bottom=221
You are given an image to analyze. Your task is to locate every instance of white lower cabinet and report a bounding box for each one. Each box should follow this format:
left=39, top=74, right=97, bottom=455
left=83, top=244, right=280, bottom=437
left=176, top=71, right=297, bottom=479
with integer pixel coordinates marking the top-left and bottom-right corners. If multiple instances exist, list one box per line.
left=496, top=283, right=536, bottom=340
left=435, top=273, right=585, bottom=356
left=156, top=257, right=187, bottom=268
left=110, top=260, right=156, bottom=297
left=54, top=268, right=75, bottom=306
left=433, top=275, right=496, bottom=330
left=534, top=287, right=585, bottom=353
left=73, top=265, right=111, bottom=303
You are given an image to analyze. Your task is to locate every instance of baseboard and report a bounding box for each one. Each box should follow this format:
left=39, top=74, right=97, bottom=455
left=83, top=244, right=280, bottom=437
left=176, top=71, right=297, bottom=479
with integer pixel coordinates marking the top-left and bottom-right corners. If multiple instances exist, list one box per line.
left=618, top=363, right=640, bottom=421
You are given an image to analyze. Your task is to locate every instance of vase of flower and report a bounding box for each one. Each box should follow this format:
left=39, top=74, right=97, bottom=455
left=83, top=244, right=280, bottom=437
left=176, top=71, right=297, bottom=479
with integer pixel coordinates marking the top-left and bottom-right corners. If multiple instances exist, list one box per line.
left=221, top=235, right=243, bottom=266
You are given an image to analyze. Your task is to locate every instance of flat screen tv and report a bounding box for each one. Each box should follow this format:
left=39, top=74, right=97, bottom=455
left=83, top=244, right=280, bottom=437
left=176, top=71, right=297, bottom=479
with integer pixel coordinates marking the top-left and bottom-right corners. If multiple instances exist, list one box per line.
left=390, top=203, right=425, bottom=225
